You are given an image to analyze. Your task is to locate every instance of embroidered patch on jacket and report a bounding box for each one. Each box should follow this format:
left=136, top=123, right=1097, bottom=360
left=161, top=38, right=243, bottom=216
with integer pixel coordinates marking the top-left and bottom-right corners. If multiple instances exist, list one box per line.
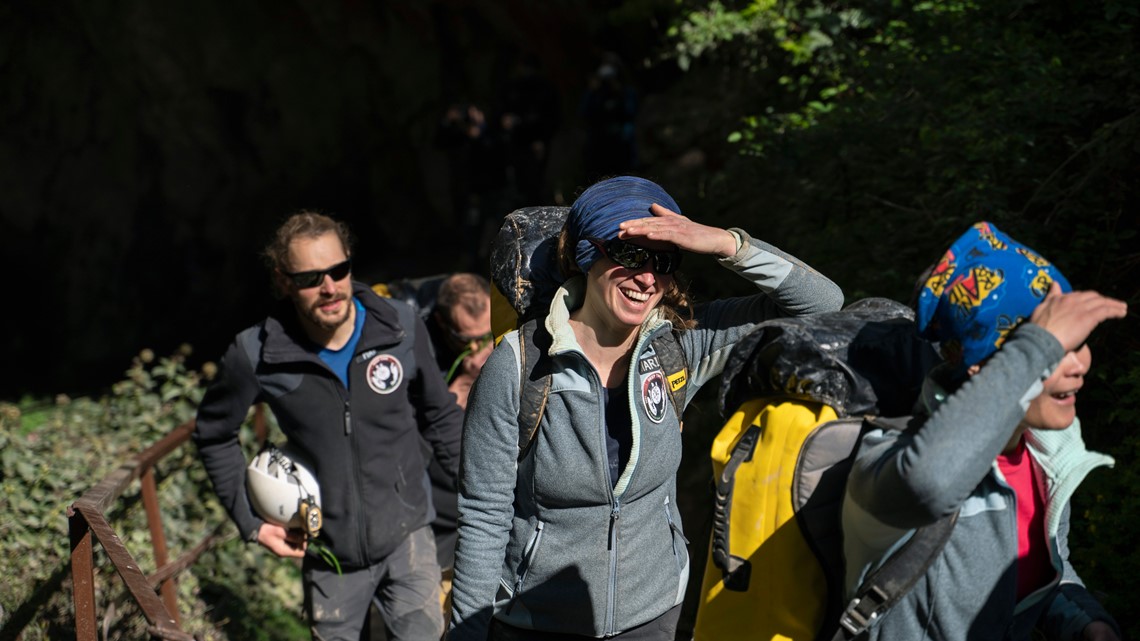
left=366, top=354, right=403, bottom=394
left=638, top=354, right=662, bottom=374
left=642, top=371, right=668, bottom=424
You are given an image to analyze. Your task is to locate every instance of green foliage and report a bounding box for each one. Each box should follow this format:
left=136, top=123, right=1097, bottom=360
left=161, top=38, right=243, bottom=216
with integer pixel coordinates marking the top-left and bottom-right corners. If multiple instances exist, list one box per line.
left=1065, top=340, right=1140, bottom=632
left=1072, top=371, right=1140, bottom=629
left=0, top=348, right=305, bottom=641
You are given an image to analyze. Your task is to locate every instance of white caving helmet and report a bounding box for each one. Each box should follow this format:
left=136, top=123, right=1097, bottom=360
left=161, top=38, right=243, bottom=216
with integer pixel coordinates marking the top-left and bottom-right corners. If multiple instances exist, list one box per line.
left=246, top=443, right=323, bottom=538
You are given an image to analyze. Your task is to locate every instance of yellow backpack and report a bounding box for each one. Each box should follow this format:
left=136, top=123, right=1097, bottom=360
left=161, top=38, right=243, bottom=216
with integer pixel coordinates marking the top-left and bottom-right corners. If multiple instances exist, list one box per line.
left=694, top=298, right=945, bottom=641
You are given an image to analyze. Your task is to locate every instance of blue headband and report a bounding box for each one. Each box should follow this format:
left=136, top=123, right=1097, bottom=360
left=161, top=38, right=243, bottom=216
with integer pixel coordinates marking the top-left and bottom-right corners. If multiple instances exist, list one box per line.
left=567, top=176, right=681, bottom=274
left=915, top=221, right=1071, bottom=374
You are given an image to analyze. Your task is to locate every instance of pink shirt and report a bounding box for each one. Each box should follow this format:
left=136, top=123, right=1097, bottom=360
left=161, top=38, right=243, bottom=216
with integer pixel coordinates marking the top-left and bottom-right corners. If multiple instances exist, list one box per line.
left=997, top=439, right=1055, bottom=601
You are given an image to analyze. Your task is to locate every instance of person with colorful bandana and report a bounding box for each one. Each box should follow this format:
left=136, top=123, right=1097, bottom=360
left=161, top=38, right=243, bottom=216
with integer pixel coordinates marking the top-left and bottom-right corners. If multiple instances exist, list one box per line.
left=194, top=211, right=464, bottom=641
left=449, top=176, right=844, bottom=640
left=842, top=222, right=1126, bottom=641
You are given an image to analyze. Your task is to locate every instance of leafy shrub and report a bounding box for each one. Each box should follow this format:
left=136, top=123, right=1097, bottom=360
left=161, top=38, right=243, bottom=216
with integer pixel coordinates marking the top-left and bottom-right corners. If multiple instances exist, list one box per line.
left=0, top=347, right=306, bottom=641
left=1070, top=364, right=1140, bottom=636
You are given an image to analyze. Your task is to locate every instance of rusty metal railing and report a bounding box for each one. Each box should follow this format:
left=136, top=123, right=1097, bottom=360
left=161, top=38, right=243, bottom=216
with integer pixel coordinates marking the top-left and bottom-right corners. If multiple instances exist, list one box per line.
left=68, top=407, right=266, bottom=641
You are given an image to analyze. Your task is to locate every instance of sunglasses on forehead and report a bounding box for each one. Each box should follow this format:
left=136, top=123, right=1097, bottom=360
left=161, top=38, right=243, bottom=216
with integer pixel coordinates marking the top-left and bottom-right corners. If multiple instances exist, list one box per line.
left=284, top=259, right=352, bottom=289
left=588, top=237, right=682, bottom=275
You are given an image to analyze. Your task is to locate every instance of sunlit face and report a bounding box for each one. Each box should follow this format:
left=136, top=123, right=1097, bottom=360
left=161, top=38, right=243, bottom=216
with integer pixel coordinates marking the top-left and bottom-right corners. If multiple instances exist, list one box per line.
left=1022, top=344, right=1092, bottom=431
left=583, top=238, right=675, bottom=332
left=278, top=232, right=354, bottom=333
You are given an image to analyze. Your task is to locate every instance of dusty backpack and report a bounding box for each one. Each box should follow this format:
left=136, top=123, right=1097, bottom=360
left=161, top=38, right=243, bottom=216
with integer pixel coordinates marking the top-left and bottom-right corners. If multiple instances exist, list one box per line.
left=693, top=297, right=949, bottom=641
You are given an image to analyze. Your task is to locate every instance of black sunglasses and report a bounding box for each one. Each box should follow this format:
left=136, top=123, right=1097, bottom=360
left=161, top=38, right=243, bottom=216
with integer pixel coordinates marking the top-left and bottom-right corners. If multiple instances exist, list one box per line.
left=589, top=237, right=682, bottom=275
left=284, top=259, right=352, bottom=289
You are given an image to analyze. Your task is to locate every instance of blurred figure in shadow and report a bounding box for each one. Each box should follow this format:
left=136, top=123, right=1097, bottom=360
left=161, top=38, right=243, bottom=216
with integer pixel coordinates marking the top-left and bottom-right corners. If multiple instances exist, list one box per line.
left=366, top=272, right=493, bottom=640
left=499, top=52, right=561, bottom=206
left=436, top=102, right=510, bottom=272
left=424, top=272, right=494, bottom=577
left=425, top=273, right=495, bottom=633
left=580, top=53, right=639, bottom=182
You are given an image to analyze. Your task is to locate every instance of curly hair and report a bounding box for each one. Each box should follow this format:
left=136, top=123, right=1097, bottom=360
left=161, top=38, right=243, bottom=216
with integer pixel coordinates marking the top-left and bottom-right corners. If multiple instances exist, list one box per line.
left=262, top=210, right=354, bottom=298
left=556, top=225, right=696, bottom=330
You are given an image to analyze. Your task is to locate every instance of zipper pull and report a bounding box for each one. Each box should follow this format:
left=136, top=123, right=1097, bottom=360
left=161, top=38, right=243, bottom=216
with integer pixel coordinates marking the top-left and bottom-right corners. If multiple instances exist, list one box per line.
left=608, top=503, right=621, bottom=550
left=344, top=403, right=352, bottom=435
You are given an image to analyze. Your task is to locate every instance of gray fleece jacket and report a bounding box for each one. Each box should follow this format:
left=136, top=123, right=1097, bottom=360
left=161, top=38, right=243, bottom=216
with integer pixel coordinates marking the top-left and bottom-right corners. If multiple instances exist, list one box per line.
left=843, top=324, right=1119, bottom=641
left=449, top=230, right=843, bottom=639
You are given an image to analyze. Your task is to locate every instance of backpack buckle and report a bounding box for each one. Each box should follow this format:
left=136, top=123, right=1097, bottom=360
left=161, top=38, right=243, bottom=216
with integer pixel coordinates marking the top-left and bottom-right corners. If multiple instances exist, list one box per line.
left=839, top=585, right=889, bottom=637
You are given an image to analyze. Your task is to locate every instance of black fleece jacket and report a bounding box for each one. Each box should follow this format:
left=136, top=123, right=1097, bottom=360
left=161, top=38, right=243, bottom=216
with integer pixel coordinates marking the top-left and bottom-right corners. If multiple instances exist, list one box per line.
left=193, top=282, right=464, bottom=568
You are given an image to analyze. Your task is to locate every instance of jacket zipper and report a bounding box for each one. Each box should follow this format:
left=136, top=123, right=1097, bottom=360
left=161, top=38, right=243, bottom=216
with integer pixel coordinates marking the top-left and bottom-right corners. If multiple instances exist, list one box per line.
left=602, top=328, right=666, bottom=635
left=664, top=495, right=689, bottom=554
left=507, top=521, right=545, bottom=614
left=276, top=311, right=403, bottom=569
left=589, top=359, right=622, bottom=637
left=605, top=498, right=621, bottom=635
left=344, top=397, right=370, bottom=565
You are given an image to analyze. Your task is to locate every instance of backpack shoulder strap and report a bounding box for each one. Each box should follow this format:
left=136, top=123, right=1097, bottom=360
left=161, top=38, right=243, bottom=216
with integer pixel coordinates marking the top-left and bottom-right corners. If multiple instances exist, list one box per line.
left=650, top=330, right=688, bottom=424
left=516, top=318, right=553, bottom=461
left=831, top=416, right=960, bottom=640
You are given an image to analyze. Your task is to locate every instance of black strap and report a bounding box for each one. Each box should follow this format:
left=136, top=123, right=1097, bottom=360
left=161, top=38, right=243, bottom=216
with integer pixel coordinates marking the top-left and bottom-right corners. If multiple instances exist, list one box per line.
left=516, top=319, right=552, bottom=460
left=831, top=416, right=959, bottom=640
left=710, top=423, right=762, bottom=591
left=649, top=331, right=687, bottom=425
left=833, top=511, right=958, bottom=640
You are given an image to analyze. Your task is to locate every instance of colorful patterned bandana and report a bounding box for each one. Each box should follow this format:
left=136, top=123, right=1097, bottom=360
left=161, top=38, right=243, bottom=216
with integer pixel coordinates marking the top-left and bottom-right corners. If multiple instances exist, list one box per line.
left=915, top=221, right=1071, bottom=374
left=567, top=176, right=681, bottom=274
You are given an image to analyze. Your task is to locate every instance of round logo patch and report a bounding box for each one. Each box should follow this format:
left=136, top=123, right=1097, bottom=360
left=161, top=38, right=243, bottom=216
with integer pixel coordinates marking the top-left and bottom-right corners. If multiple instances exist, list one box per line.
left=642, top=372, right=668, bottom=424
left=366, top=354, right=403, bottom=395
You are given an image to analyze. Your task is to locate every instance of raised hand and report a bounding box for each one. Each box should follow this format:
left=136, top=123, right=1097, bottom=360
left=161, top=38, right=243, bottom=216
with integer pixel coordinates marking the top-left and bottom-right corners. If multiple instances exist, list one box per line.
left=1029, top=282, right=1127, bottom=352
left=617, top=203, right=739, bottom=258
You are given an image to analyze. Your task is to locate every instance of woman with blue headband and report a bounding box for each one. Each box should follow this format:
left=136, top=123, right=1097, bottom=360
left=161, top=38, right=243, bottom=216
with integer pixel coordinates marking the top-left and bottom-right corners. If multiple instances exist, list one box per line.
left=449, top=176, right=844, bottom=640
left=842, top=222, right=1126, bottom=641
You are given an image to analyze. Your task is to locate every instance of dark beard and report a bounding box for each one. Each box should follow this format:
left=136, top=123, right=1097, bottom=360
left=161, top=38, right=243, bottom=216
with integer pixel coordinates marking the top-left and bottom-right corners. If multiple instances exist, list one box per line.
left=306, top=296, right=350, bottom=331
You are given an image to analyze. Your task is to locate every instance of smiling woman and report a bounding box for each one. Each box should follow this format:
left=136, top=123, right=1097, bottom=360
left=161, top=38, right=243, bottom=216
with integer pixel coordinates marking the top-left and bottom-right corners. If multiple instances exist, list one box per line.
left=448, top=175, right=844, bottom=641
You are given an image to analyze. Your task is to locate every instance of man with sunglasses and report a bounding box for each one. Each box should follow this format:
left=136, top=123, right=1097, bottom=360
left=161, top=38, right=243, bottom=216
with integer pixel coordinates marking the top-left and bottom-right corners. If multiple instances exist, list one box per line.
left=427, top=273, right=495, bottom=410
left=416, top=272, right=495, bottom=628
left=194, top=211, right=464, bottom=641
